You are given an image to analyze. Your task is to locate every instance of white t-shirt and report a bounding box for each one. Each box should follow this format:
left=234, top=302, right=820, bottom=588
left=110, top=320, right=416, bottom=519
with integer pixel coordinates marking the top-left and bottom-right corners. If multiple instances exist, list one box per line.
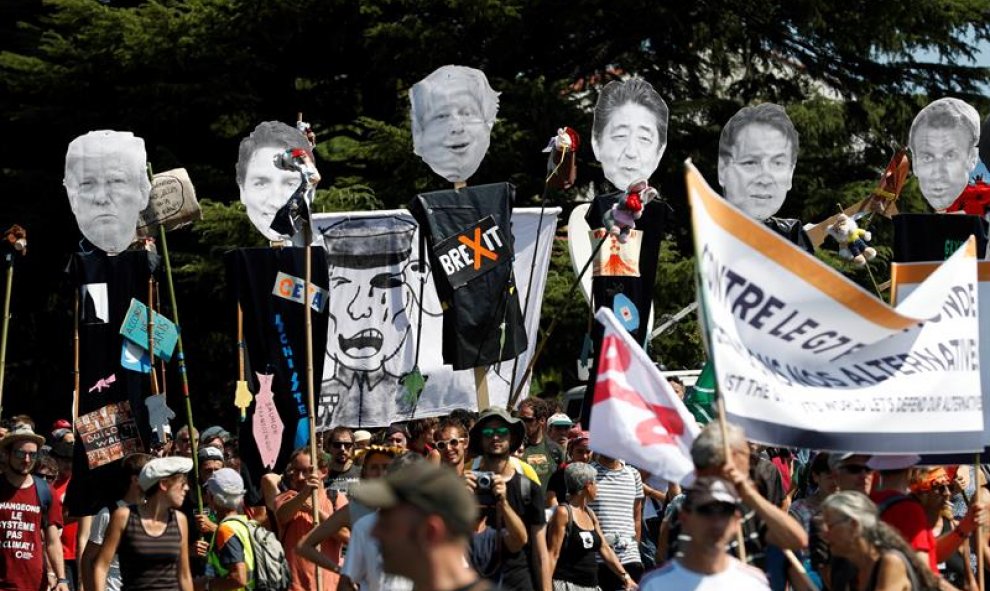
left=88, top=501, right=126, bottom=591
left=342, top=512, right=413, bottom=591
left=639, top=557, right=771, bottom=591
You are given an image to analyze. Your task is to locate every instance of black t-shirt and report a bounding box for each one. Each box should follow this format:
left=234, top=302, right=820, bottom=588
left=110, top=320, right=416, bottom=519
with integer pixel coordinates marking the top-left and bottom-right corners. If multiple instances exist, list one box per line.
left=469, top=528, right=500, bottom=579
left=482, top=471, right=547, bottom=591
left=325, top=463, right=361, bottom=498
left=547, top=465, right=568, bottom=504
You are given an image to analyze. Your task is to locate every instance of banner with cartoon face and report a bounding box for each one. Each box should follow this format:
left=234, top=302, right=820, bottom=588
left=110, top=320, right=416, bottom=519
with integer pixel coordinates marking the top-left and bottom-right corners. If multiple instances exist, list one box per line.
left=314, top=207, right=559, bottom=428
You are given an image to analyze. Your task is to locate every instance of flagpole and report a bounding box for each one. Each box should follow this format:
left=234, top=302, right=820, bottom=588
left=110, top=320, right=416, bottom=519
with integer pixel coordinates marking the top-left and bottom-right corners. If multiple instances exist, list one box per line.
left=72, top=289, right=80, bottom=423
left=977, top=453, right=985, bottom=591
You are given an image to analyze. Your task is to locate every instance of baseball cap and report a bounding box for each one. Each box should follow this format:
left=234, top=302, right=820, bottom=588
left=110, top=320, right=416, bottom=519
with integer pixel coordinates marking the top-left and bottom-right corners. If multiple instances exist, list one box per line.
left=350, top=461, right=477, bottom=537
left=867, top=454, right=921, bottom=471
left=139, top=456, right=193, bottom=491
left=548, top=413, right=574, bottom=428
left=567, top=430, right=590, bottom=449
left=198, top=446, right=225, bottom=462
left=200, top=426, right=231, bottom=444
left=684, top=476, right=741, bottom=507
left=205, top=468, right=245, bottom=496
left=353, top=430, right=372, bottom=444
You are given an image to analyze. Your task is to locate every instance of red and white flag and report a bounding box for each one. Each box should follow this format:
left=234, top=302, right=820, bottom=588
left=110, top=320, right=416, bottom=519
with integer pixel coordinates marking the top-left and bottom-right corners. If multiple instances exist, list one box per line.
left=589, top=308, right=700, bottom=484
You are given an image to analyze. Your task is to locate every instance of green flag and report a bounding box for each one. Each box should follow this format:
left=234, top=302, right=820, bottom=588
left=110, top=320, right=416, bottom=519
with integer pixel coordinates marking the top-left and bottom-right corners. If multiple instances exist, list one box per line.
left=684, top=361, right=716, bottom=424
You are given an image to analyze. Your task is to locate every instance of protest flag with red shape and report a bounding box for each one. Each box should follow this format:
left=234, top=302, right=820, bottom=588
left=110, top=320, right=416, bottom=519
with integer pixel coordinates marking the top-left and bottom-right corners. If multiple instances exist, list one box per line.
left=589, top=308, right=700, bottom=484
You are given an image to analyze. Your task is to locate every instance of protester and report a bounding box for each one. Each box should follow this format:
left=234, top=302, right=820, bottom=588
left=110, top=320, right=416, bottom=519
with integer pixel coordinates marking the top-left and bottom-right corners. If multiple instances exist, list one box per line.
left=354, top=430, right=373, bottom=453
left=173, top=426, right=198, bottom=458
left=193, top=445, right=226, bottom=537
left=351, top=461, right=495, bottom=591
left=640, top=477, right=770, bottom=590
left=200, top=426, right=230, bottom=454
left=821, top=490, right=940, bottom=591
left=33, top=453, right=59, bottom=483
left=547, top=462, right=635, bottom=590
left=300, top=448, right=412, bottom=591
left=275, top=447, right=346, bottom=591
left=912, top=467, right=983, bottom=590
left=467, top=407, right=549, bottom=591
left=588, top=453, right=645, bottom=589
left=435, top=418, right=469, bottom=475
left=867, top=454, right=938, bottom=574
left=81, top=452, right=151, bottom=591
left=0, top=424, right=69, bottom=591
left=465, top=466, right=529, bottom=584
left=787, top=452, right=836, bottom=588
left=408, top=418, right=442, bottom=464
left=92, top=456, right=194, bottom=591
left=385, top=425, right=410, bottom=450
left=48, top=438, right=82, bottom=590
left=518, top=399, right=566, bottom=495
left=325, top=426, right=362, bottom=499
left=546, top=413, right=574, bottom=449
left=547, top=431, right=592, bottom=507
left=195, top=468, right=253, bottom=591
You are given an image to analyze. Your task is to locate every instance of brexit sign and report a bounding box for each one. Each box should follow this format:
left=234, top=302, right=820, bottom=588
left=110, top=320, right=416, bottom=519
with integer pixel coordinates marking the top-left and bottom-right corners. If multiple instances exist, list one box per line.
left=436, top=216, right=511, bottom=289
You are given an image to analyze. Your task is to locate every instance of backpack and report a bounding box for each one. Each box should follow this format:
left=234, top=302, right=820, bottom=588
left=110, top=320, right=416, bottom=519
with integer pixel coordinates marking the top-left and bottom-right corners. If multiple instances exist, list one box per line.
left=223, top=516, right=292, bottom=591
left=32, top=475, right=52, bottom=530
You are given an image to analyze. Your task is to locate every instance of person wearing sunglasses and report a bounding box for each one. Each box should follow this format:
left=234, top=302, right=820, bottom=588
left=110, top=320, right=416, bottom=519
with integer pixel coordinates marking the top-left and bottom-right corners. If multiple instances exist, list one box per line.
left=0, top=424, right=70, bottom=591
left=435, top=419, right=469, bottom=475
left=517, top=399, right=566, bottom=497
left=467, top=407, right=549, bottom=591
left=912, top=467, right=983, bottom=590
left=641, top=476, right=768, bottom=590
left=866, top=454, right=939, bottom=577
left=324, top=426, right=362, bottom=500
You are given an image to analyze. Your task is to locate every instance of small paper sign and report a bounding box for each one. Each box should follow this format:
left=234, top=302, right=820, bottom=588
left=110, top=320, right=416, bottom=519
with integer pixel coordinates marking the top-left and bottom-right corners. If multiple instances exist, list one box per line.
left=434, top=216, right=511, bottom=289
left=252, top=373, right=284, bottom=469
left=272, top=272, right=328, bottom=313
left=74, top=402, right=143, bottom=469
left=119, top=299, right=178, bottom=361
left=137, top=168, right=202, bottom=237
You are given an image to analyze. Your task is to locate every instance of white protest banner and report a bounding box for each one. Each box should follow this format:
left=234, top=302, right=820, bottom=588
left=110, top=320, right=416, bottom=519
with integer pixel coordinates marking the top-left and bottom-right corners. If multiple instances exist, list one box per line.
left=590, top=308, right=699, bottom=484
left=687, top=161, right=982, bottom=453
left=312, top=207, right=559, bottom=428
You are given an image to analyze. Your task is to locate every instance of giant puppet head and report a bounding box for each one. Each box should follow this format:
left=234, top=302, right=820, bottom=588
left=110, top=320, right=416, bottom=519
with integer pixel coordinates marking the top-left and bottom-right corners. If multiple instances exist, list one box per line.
left=717, top=103, right=799, bottom=222
left=236, top=121, right=314, bottom=241
left=64, top=130, right=152, bottom=254
left=410, top=65, right=499, bottom=183
left=909, top=98, right=980, bottom=212
left=591, top=78, right=669, bottom=192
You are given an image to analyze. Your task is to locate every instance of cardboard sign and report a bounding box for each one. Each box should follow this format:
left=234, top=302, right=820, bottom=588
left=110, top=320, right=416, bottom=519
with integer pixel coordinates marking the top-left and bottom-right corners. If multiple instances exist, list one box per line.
left=119, top=298, right=178, bottom=361
left=271, top=271, right=328, bottom=312
left=137, top=168, right=202, bottom=237
left=74, top=402, right=143, bottom=469
left=434, top=216, right=510, bottom=289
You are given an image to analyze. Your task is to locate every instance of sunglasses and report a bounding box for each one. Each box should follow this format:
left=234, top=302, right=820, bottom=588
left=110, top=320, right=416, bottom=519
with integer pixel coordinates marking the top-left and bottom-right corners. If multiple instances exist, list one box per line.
left=481, top=426, right=511, bottom=438
left=12, top=450, right=37, bottom=460
left=435, top=438, right=465, bottom=450
left=386, top=436, right=406, bottom=444
left=927, top=483, right=952, bottom=494
left=34, top=472, right=57, bottom=482
left=330, top=441, right=354, bottom=449
left=518, top=416, right=536, bottom=423
left=692, top=502, right=738, bottom=518
left=839, top=464, right=871, bottom=475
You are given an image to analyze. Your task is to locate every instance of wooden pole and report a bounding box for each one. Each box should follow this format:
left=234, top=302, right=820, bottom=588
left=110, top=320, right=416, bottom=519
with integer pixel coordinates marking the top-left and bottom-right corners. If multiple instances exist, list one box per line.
left=977, top=453, right=985, bottom=591
left=784, top=548, right=819, bottom=591
left=0, top=259, right=12, bottom=418
left=716, top=394, right=746, bottom=563
left=147, top=276, right=159, bottom=395
left=72, top=290, right=80, bottom=423
left=302, top=224, right=323, bottom=590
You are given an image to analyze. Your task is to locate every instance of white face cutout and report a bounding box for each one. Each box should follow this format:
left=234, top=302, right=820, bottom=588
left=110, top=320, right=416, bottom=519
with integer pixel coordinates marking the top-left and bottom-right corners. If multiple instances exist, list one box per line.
left=411, top=66, right=498, bottom=183
left=592, top=102, right=665, bottom=191
left=912, top=125, right=978, bottom=211
left=239, top=146, right=305, bottom=241
left=718, top=123, right=796, bottom=221
left=64, top=131, right=151, bottom=254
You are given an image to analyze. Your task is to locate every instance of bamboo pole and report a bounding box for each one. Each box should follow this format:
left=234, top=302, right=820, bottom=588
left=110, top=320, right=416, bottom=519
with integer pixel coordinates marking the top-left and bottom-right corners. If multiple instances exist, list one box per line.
left=0, top=259, right=12, bottom=418
left=716, top=394, right=747, bottom=563
left=73, top=290, right=80, bottom=422
left=978, top=453, right=985, bottom=591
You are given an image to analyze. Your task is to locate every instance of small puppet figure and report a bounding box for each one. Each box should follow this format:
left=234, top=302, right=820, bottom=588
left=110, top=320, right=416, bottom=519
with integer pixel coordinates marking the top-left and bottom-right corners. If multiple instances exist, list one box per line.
left=603, top=178, right=658, bottom=243
left=544, top=127, right=580, bottom=190
left=827, top=213, right=877, bottom=266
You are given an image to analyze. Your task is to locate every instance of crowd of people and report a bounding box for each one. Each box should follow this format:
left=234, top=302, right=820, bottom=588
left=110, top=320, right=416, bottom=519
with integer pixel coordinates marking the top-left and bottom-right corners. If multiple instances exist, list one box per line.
left=0, top=396, right=988, bottom=591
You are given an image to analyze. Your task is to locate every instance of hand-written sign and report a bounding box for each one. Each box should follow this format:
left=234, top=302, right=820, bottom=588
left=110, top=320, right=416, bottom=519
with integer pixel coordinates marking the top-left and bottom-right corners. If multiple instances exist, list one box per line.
left=119, top=299, right=178, bottom=361
left=435, top=216, right=510, bottom=289
left=137, top=168, right=202, bottom=237
left=272, top=272, right=328, bottom=313
left=74, top=402, right=143, bottom=469
left=252, top=373, right=284, bottom=469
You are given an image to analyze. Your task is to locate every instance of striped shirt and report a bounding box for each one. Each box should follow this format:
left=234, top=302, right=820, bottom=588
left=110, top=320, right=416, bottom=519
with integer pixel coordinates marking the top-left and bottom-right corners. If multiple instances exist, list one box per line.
left=588, top=460, right=643, bottom=564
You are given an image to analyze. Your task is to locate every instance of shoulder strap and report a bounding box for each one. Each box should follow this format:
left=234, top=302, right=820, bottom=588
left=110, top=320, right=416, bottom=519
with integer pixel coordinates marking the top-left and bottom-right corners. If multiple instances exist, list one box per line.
left=563, top=503, right=573, bottom=540
left=877, top=493, right=911, bottom=516
left=217, top=516, right=256, bottom=575
left=32, top=476, right=51, bottom=529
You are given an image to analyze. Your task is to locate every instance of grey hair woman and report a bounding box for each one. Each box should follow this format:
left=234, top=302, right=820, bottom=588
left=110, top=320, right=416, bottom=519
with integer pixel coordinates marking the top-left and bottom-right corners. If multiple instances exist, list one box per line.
left=546, top=462, right=634, bottom=591
left=821, top=491, right=939, bottom=591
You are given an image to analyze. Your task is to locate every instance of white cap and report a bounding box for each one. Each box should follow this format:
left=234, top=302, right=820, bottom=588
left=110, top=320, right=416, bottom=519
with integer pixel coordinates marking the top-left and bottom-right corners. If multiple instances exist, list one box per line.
left=548, top=413, right=574, bottom=427
left=139, top=456, right=193, bottom=492
left=353, top=430, right=372, bottom=443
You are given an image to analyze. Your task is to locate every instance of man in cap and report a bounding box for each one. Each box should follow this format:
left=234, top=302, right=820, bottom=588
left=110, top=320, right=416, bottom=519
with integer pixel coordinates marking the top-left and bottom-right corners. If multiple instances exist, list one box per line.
left=191, top=445, right=227, bottom=537
left=640, top=477, right=770, bottom=590
left=353, top=430, right=372, bottom=453
left=517, top=399, right=565, bottom=496
left=0, top=424, right=70, bottom=591
left=196, top=468, right=253, bottom=591
left=868, top=454, right=939, bottom=574
left=466, top=407, right=548, bottom=591
left=545, top=430, right=591, bottom=507
left=318, top=216, right=433, bottom=428
left=546, top=413, right=574, bottom=449
left=351, top=461, right=494, bottom=591
left=200, top=426, right=230, bottom=452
